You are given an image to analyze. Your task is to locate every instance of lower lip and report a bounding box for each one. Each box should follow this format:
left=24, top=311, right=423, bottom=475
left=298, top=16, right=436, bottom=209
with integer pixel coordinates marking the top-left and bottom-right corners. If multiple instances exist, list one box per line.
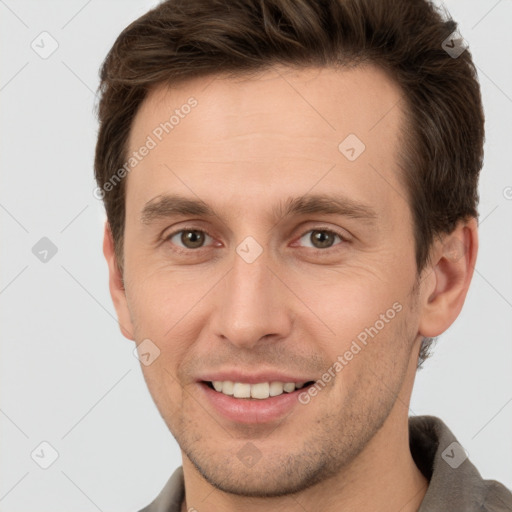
left=199, top=382, right=311, bottom=424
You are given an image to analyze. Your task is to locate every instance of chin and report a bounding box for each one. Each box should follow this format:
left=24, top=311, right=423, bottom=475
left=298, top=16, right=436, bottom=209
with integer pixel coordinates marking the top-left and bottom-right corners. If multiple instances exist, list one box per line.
left=184, top=444, right=348, bottom=498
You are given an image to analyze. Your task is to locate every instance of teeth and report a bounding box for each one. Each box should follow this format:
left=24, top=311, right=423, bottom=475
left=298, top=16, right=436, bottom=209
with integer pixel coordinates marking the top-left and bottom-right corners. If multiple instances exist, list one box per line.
left=269, top=382, right=284, bottom=397
left=283, top=382, right=296, bottom=393
left=233, top=382, right=251, bottom=398
left=222, top=381, right=234, bottom=395
left=251, top=382, right=269, bottom=399
left=210, top=381, right=307, bottom=399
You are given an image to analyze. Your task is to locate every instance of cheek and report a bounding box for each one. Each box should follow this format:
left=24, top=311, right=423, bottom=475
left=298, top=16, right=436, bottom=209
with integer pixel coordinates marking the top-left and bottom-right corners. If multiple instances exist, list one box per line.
left=309, top=277, right=412, bottom=380
left=293, top=268, right=405, bottom=336
left=328, top=305, right=413, bottom=407
left=125, top=262, right=202, bottom=338
left=140, top=360, right=185, bottom=430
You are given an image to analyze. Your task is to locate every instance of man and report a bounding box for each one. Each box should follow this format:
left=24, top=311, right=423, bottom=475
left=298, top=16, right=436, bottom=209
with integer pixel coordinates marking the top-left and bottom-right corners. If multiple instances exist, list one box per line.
left=94, top=0, right=512, bottom=510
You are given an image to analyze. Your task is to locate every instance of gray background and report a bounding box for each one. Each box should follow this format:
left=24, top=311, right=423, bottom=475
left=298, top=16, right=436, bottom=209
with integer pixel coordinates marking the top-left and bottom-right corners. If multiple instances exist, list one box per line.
left=1, top=0, right=511, bottom=510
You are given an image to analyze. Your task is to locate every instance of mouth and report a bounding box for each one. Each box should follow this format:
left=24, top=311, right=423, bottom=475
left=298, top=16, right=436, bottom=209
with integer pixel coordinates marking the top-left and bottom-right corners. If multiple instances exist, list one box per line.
left=197, top=375, right=319, bottom=423
left=202, top=380, right=316, bottom=400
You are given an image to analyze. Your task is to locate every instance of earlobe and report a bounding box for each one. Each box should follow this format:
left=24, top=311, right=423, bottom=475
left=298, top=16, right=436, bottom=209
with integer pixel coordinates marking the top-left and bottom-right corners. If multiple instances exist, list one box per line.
left=102, top=221, right=135, bottom=341
left=418, top=218, right=478, bottom=338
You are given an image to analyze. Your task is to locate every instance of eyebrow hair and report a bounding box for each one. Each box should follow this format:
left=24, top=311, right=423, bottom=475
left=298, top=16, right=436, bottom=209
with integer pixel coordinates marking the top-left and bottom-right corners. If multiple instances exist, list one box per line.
left=140, top=193, right=378, bottom=226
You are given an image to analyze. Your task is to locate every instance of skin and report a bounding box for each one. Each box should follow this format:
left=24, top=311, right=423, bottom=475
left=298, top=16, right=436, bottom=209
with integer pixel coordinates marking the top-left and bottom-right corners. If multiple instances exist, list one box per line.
left=103, top=64, right=478, bottom=512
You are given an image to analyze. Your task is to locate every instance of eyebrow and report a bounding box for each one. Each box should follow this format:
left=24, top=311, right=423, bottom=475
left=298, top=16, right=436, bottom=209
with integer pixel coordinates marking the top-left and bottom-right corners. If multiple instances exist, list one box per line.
left=140, top=193, right=378, bottom=226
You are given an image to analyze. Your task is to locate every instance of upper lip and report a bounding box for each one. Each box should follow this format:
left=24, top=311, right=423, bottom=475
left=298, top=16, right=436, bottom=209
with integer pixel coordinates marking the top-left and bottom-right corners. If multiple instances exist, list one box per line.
left=197, top=371, right=315, bottom=385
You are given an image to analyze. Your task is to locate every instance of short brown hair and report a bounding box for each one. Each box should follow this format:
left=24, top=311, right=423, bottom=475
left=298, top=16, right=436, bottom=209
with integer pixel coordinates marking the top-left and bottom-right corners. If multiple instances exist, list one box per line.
left=94, top=0, right=485, bottom=365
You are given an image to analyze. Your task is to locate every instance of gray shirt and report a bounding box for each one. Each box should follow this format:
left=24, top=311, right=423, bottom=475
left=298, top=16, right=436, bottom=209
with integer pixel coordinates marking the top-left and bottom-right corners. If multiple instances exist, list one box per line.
left=139, top=415, right=512, bottom=511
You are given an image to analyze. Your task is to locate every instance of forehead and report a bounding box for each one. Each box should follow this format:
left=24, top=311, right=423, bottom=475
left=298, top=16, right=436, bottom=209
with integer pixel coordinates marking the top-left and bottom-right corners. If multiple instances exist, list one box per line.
left=125, top=64, right=408, bottom=226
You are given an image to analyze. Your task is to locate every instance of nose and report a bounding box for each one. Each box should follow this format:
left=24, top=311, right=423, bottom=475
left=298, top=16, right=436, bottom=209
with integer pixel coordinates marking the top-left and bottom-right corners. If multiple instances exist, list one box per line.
left=210, top=248, right=293, bottom=349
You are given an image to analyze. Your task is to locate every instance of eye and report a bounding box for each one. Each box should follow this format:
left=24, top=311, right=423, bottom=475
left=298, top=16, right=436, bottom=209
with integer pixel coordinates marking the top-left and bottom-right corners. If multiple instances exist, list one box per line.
left=163, top=226, right=348, bottom=254
left=165, top=228, right=215, bottom=251
left=296, top=228, right=347, bottom=250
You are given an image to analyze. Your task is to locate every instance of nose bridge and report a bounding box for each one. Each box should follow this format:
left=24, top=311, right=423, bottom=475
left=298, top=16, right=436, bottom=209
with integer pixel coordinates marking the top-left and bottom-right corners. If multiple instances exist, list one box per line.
left=212, top=242, right=292, bottom=347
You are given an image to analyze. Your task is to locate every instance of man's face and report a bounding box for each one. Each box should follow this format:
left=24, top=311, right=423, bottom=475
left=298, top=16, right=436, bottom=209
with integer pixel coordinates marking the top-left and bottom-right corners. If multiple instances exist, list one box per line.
left=118, top=65, right=426, bottom=496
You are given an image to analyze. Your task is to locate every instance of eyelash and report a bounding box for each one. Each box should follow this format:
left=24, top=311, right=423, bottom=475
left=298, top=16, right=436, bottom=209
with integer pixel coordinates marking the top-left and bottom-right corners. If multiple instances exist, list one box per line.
left=163, top=226, right=349, bottom=255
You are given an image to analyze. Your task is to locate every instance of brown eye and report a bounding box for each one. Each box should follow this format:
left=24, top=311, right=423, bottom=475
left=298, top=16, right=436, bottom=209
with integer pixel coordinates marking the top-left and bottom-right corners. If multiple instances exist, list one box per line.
left=166, top=229, right=213, bottom=250
left=298, top=229, right=344, bottom=250
left=181, top=230, right=205, bottom=248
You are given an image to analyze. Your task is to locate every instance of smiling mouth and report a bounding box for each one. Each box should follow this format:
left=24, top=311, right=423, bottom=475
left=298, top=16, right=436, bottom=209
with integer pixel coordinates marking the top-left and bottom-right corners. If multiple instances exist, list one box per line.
left=203, top=380, right=316, bottom=400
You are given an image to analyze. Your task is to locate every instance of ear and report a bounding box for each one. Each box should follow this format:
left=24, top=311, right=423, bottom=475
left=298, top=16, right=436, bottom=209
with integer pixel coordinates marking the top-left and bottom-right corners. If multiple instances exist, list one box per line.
left=102, top=221, right=135, bottom=341
left=418, top=217, right=478, bottom=338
